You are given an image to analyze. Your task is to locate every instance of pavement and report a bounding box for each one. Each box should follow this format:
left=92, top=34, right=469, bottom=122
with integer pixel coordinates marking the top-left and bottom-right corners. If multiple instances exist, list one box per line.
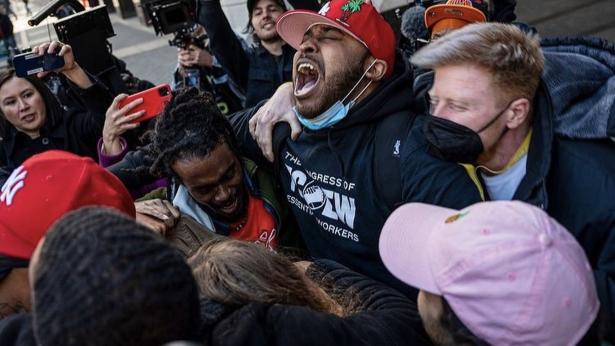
left=3, top=0, right=615, bottom=85
left=516, top=0, right=615, bottom=40
left=7, top=1, right=177, bottom=84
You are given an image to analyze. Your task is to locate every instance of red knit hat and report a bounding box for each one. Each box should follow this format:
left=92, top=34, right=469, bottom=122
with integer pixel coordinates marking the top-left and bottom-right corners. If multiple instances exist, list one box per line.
left=276, top=0, right=396, bottom=77
left=0, top=150, right=136, bottom=260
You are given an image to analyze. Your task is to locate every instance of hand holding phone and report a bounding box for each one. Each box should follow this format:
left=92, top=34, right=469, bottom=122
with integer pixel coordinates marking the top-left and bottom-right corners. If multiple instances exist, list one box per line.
left=118, top=84, right=172, bottom=123
left=12, top=51, right=65, bottom=78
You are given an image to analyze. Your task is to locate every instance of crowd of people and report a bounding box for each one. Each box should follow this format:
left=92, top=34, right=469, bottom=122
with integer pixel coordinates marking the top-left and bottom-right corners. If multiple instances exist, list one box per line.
left=0, top=0, right=614, bottom=345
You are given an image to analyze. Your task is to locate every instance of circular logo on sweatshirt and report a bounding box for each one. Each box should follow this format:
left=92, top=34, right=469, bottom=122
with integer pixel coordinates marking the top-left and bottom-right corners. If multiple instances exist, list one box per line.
left=303, top=182, right=326, bottom=210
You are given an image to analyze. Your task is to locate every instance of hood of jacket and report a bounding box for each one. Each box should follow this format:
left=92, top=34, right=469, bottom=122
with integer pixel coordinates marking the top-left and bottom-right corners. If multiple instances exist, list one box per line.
left=541, top=37, right=615, bottom=139
left=314, top=50, right=414, bottom=131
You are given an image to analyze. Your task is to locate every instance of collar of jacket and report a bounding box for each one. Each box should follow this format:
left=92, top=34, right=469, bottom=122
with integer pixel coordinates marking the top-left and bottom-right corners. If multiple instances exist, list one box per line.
left=2, top=116, right=67, bottom=166
left=541, top=36, right=615, bottom=139
left=511, top=81, right=554, bottom=209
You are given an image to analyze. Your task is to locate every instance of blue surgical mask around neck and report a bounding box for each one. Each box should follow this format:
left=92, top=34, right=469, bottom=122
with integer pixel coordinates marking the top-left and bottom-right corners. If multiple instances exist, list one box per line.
left=294, top=59, right=377, bottom=131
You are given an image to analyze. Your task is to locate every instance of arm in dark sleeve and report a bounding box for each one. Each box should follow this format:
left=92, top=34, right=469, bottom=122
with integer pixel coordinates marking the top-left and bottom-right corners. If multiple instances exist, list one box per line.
left=65, top=73, right=114, bottom=141
left=402, top=116, right=483, bottom=209
left=228, top=100, right=276, bottom=169
left=107, top=147, right=158, bottom=192
left=197, top=0, right=250, bottom=91
left=287, top=0, right=320, bottom=10
left=215, top=260, right=430, bottom=346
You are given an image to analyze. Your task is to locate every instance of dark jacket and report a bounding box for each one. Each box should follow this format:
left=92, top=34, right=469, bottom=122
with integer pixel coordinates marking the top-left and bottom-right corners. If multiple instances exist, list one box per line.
left=409, top=37, right=615, bottom=342
left=198, top=259, right=431, bottom=346
left=518, top=37, right=615, bottom=341
left=230, top=53, right=481, bottom=296
left=0, top=76, right=111, bottom=173
left=402, top=115, right=484, bottom=207
left=196, top=0, right=319, bottom=107
left=0, top=313, right=36, bottom=346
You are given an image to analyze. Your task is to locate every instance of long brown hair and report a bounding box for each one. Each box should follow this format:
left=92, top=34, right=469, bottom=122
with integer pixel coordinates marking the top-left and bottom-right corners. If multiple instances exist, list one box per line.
left=188, top=239, right=335, bottom=313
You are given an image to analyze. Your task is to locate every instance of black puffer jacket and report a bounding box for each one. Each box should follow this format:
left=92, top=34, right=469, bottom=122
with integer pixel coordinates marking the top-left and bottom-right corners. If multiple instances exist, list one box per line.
left=198, top=259, right=431, bottom=346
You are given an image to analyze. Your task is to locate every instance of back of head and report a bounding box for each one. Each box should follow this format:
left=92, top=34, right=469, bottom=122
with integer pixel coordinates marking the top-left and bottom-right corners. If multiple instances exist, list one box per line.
left=32, top=207, right=200, bottom=346
left=148, top=88, right=238, bottom=179
left=411, top=22, right=544, bottom=102
left=189, top=239, right=328, bottom=312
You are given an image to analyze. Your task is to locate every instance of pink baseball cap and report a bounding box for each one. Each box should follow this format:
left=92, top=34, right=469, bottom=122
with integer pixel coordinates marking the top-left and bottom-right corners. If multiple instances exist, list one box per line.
left=276, top=0, right=396, bottom=77
left=379, top=201, right=599, bottom=345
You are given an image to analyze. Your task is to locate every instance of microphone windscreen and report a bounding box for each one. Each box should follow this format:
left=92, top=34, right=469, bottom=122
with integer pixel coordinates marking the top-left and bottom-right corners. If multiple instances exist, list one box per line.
left=400, top=5, right=429, bottom=41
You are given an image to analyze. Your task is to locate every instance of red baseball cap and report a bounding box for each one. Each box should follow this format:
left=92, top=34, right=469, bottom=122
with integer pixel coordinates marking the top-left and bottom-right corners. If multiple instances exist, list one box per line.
left=276, top=0, right=396, bottom=77
left=0, top=150, right=136, bottom=260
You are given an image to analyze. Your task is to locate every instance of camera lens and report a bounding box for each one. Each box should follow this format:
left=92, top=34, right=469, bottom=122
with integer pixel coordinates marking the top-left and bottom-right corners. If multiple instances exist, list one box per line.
left=159, top=86, right=170, bottom=96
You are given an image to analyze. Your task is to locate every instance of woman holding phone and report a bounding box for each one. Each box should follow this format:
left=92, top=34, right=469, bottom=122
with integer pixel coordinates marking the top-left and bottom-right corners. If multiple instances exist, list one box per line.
left=0, top=40, right=140, bottom=176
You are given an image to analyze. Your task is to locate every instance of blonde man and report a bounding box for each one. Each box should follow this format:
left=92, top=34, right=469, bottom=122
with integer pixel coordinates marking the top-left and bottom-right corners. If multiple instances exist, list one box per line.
left=409, top=22, right=615, bottom=341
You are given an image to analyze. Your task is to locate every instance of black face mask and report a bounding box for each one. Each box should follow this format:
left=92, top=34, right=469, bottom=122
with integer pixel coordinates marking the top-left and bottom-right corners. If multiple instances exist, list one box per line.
left=423, top=104, right=510, bottom=164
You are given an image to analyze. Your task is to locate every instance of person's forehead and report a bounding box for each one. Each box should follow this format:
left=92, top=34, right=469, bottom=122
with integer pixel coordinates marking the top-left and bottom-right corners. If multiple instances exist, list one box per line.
left=304, top=23, right=346, bottom=37
left=0, top=77, right=35, bottom=98
left=431, top=64, right=494, bottom=100
left=174, top=144, right=236, bottom=183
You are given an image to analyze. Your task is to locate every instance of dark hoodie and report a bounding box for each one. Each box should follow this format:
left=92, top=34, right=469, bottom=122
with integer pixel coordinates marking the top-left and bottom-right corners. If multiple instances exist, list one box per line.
left=231, top=52, right=481, bottom=295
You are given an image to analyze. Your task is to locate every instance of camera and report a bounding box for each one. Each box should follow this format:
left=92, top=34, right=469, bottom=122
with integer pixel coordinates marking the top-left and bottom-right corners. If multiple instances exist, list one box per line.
left=168, top=26, right=207, bottom=49
left=52, top=5, right=116, bottom=75
left=142, top=0, right=195, bottom=36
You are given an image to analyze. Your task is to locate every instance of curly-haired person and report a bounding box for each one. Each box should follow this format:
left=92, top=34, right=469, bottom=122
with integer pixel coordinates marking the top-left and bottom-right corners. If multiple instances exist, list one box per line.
left=118, top=87, right=302, bottom=255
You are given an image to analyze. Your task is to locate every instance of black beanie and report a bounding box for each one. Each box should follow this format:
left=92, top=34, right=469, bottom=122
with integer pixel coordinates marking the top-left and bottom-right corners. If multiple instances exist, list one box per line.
left=32, top=207, right=200, bottom=346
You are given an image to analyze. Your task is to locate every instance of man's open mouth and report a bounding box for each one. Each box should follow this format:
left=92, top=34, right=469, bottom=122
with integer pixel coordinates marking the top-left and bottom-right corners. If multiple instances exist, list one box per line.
left=294, top=60, right=320, bottom=98
left=218, top=197, right=238, bottom=215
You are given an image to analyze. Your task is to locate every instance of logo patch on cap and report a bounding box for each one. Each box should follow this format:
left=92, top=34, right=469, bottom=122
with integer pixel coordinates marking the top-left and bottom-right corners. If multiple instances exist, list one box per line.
left=1, top=166, right=27, bottom=207
left=339, top=0, right=364, bottom=23
left=318, top=1, right=331, bottom=15
left=444, top=8, right=465, bottom=17
left=445, top=211, right=469, bottom=224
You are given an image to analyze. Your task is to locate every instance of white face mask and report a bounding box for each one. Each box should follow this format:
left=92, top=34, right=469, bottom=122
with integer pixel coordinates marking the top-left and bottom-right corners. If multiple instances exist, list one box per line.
left=294, top=59, right=377, bottom=131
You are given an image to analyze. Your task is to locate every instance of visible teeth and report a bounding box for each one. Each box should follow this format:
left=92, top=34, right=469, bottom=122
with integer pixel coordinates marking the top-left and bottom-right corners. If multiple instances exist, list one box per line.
left=297, top=63, right=315, bottom=74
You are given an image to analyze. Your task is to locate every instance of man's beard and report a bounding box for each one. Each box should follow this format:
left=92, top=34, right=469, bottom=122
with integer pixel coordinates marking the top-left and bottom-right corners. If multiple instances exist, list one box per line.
left=258, top=30, right=280, bottom=43
left=296, top=54, right=367, bottom=119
